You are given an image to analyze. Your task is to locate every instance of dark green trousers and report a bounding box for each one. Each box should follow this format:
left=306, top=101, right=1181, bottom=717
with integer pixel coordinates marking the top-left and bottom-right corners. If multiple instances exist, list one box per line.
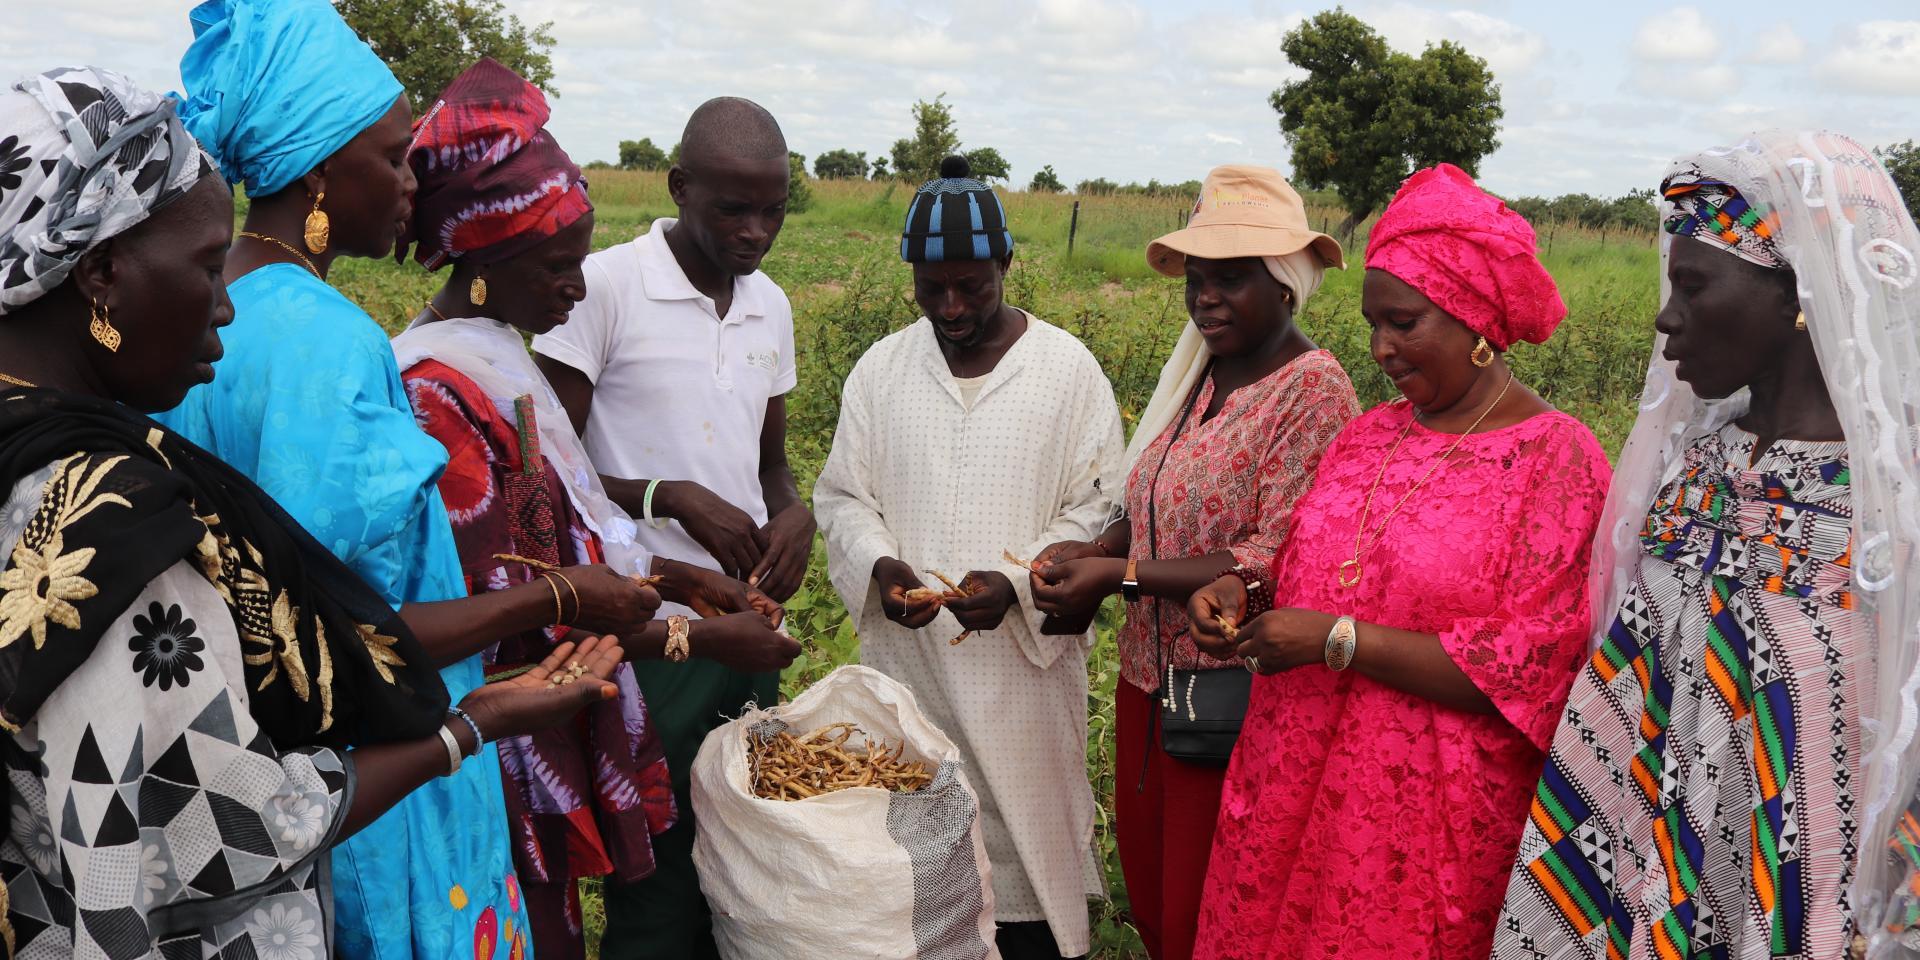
left=599, top=659, right=778, bottom=960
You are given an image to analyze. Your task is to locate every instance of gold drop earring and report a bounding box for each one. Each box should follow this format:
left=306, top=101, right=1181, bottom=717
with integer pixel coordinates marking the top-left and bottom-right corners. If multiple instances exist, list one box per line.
left=89, top=298, right=121, bottom=352
left=1794, top=310, right=1807, bottom=332
left=1470, top=336, right=1495, bottom=368
left=303, top=190, right=330, bottom=255
left=469, top=273, right=488, bottom=307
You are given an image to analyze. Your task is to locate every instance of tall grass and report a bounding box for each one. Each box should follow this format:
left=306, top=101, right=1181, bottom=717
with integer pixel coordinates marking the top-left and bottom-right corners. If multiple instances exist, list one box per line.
left=338, top=168, right=1664, bottom=958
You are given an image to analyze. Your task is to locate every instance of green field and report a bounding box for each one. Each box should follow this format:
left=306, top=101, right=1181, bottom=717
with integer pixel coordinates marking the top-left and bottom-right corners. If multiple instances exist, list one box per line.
left=336, top=169, right=1664, bottom=958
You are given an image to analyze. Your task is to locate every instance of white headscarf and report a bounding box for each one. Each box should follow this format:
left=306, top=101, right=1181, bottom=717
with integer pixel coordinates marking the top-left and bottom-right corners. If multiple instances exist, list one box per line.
left=1589, top=131, right=1920, bottom=953
left=1122, top=248, right=1329, bottom=470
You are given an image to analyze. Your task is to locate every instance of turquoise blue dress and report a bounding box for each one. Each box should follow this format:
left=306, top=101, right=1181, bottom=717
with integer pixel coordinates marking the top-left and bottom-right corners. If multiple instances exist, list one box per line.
left=157, top=263, right=530, bottom=960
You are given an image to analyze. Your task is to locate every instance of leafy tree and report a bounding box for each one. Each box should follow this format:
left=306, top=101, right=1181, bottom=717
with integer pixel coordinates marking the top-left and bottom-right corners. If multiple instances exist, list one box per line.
left=1607, top=188, right=1658, bottom=231
left=787, top=151, right=813, bottom=214
left=1076, top=177, right=1118, bottom=196
left=889, top=95, right=962, bottom=183
left=1029, top=164, right=1065, bottom=193
left=1878, top=141, right=1920, bottom=223
left=668, top=141, right=682, bottom=167
left=813, top=149, right=869, bottom=179
left=870, top=156, right=892, bottom=180
left=1504, top=189, right=1659, bottom=235
left=1271, top=8, right=1503, bottom=235
left=964, top=147, right=1011, bottom=183
left=617, top=137, right=668, bottom=171
left=335, top=0, right=556, bottom=111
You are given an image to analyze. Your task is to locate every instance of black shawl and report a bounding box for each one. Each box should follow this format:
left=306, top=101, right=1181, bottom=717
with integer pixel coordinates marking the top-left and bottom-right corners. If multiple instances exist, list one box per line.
left=0, top=388, right=448, bottom=748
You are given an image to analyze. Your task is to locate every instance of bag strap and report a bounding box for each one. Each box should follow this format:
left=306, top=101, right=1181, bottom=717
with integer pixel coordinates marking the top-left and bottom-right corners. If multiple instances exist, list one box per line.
left=1139, top=362, right=1211, bottom=792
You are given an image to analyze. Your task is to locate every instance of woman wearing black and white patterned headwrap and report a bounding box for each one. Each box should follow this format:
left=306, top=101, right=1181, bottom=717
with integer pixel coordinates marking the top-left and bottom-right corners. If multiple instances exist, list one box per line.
left=0, top=66, right=626, bottom=960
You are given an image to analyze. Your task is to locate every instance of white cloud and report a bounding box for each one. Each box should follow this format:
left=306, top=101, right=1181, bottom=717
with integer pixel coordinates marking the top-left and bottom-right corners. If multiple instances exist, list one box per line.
left=1369, top=3, right=1548, bottom=76
left=1630, top=63, right=1740, bottom=101
left=1632, top=6, right=1719, bottom=63
left=1750, top=23, right=1805, bottom=64
left=1181, top=15, right=1307, bottom=90
left=16, top=0, right=1919, bottom=203
left=1817, top=20, right=1920, bottom=95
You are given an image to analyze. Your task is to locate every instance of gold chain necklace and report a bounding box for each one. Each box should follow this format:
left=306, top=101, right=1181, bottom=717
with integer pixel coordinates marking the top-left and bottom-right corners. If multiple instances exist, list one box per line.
left=0, top=371, right=35, bottom=388
left=238, top=231, right=320, bottom=277
left=422, top=299, right=449, bottom=323
left=1339, top=372, right=1515, bottom=588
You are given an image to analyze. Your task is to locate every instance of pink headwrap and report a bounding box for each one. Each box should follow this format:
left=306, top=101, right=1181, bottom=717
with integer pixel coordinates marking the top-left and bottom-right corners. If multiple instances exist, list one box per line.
left=1364, top=163, right=1566, bottom=350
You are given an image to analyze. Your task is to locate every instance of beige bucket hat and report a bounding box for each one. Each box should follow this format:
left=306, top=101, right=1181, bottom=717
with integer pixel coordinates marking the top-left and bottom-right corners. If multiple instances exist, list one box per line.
left=1146, top=165, right=1345, bottom=277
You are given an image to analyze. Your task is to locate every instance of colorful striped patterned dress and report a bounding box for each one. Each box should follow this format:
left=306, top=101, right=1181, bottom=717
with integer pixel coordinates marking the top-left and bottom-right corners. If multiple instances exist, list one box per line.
left=1496, top=424, right=1861, bottom=960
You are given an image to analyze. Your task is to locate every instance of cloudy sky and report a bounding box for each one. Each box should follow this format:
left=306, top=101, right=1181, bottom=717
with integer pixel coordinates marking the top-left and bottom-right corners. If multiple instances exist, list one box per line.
left=12, top=0, right=1919, bottom=198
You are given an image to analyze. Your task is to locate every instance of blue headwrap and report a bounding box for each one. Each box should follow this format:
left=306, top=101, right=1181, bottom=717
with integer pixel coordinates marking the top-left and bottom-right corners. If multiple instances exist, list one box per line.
left=177, top=0, right=402, bottom=197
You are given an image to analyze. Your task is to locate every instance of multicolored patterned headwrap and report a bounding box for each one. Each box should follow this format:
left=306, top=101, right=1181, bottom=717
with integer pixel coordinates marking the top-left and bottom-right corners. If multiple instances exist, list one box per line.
left=901, top=154, right=1013, bottom=263
left=0, top=66, right=214, bottom=315
left=1364, top=163, right=1567, bottom=350
left=1660, top=165, right=1788, bottom=270
left=399, top=58, right=590, bottom=271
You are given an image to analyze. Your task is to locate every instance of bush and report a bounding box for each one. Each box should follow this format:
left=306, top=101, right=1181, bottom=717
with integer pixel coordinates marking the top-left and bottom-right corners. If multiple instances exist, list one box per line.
left=787, top=151, right=813, bottom=214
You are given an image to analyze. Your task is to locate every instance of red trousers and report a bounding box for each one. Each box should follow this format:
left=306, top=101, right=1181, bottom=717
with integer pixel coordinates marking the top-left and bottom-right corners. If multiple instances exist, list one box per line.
left=1113, top=680, right=1227, bottom=960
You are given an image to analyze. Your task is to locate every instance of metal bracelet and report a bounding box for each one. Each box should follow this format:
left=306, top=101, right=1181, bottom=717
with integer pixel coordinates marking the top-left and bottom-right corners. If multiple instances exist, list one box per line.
left=437, top=724, right=464, bottom=776
left=1324, top=615, right=1358, bottom=672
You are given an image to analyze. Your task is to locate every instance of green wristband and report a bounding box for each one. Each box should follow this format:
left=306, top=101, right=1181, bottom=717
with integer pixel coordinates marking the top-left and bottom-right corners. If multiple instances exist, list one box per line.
left=642, top=479, right=669, bottom=529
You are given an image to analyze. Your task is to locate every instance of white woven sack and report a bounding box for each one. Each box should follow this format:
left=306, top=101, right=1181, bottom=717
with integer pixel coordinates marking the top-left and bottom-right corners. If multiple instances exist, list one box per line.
left=691, top=664, right=1000, bottom=960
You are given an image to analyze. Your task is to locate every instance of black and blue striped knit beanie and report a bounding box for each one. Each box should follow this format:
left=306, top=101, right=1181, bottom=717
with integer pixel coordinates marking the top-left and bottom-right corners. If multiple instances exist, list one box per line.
left=900, top=155, right=1014, bottom=263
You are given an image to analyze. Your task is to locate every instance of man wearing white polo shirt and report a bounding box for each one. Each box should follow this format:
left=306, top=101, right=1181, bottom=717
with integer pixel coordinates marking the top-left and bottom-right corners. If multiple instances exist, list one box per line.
left=533, top=96, right=813, bottom=960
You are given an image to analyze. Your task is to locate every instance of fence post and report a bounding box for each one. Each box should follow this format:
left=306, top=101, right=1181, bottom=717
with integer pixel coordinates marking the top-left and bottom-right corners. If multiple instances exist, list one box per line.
left=1068, top=200, right=1081, bottom=256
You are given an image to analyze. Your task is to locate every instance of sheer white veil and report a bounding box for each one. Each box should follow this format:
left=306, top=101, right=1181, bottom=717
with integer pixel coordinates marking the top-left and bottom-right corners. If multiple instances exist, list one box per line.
left=1588, top=131, right=1920, bottom=951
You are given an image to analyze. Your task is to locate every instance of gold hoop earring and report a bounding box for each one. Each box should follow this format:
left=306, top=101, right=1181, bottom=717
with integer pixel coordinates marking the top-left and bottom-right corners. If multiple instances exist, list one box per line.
left=468, top=275, right=488, bottom=306
left=1794, top=310, right=1807, bottom=332
left=303, top=190, right=330, bottom=255
left=89, top=300, right=121, bottom=352
left=1470, top=336, right=1496, bottom=368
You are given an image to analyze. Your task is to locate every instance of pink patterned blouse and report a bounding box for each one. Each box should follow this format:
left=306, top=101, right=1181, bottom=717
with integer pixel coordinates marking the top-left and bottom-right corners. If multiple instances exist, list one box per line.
left=1119, top=349, right=1358, bottom=692
left=1193, top=402, right=1612, bottom=960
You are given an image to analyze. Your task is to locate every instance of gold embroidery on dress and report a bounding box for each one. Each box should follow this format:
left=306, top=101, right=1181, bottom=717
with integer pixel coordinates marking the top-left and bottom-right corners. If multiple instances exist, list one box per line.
left=0, top=455, right=131, bottom=649
left=311, top=616, right=334, bottom=732
left=357, top=623, right=408, bottom=684
left=194, top=507, right=361, bottom=729
left=0, top=869, right=15, bottom=957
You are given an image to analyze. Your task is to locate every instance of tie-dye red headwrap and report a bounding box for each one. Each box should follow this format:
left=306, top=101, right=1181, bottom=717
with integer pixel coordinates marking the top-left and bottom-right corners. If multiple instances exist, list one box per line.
left=399, top=57, right=591, bottom=270
left=1364, top=163, right=1566, bottom=350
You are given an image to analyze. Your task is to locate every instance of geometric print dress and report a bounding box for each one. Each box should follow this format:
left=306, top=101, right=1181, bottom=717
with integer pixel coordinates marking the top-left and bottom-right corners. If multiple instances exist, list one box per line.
left=1496, top=425, right=1863, bottom=960
left=1, top=464, right=350, bottom=960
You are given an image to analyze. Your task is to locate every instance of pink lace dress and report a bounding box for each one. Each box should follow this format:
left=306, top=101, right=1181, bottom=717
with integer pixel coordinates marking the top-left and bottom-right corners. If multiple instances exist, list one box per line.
left=1193, top=402, right=1613, bottom=960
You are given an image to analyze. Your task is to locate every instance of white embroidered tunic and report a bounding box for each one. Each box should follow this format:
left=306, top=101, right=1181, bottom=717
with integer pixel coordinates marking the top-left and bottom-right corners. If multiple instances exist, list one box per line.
left=814, top=314, right=1125, bottom=954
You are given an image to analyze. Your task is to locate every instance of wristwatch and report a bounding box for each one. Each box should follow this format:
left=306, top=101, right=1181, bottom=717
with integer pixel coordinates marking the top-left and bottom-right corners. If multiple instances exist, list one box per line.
left=1120, top=557, right=1141, bottom=603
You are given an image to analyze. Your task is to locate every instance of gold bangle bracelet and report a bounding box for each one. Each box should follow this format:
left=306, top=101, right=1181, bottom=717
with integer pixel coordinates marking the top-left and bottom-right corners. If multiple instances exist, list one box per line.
left=538, top=573, right=565, bottom=626
left=550, top=571, right=581, bottom=624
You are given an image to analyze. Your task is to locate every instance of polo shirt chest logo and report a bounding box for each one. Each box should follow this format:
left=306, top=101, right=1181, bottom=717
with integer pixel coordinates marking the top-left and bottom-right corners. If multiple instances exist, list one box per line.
left=745, top=349, right=779, bottom=372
